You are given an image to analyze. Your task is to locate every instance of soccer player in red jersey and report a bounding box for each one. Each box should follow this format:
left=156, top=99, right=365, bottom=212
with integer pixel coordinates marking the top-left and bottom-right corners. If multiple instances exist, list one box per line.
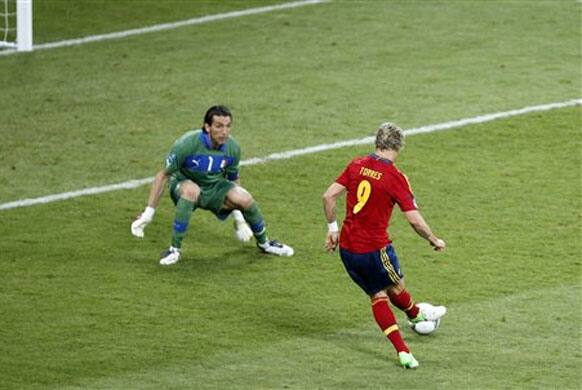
left=322, top=122, right=446, bottom=369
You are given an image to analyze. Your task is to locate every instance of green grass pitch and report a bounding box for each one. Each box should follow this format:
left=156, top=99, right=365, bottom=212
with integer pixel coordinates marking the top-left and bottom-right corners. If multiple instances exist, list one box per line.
left=0, top=1, right=580, bottom=389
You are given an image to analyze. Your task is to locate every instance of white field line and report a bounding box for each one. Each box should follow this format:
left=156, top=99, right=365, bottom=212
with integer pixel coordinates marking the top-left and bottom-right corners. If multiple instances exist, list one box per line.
left=0, top=0, right=328, bottom=57
left=0, top=98, right=580, bottom=211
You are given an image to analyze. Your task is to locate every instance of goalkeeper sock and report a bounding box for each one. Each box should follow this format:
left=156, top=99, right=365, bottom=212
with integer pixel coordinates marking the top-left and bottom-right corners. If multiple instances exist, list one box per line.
left=242, top=202, right=268, bottom=244
left=171, top=198, right=195, bottom=249
left=371, top=297, right=409, bottom=353
left=388, top=289, right=420, bottom=320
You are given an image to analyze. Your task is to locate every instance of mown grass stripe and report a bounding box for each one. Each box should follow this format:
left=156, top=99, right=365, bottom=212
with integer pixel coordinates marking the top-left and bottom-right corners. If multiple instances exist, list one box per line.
left=0, top=0, right=328, bottom=56
left=0, top=98, right=579, bottom=211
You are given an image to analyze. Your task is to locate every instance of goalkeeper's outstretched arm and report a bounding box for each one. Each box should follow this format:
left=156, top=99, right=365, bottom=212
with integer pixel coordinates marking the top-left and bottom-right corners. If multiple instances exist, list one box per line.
left=227, top=178, right=253, bottom=242
left=147, top=169, right=170, bottom=209
left=131, top=169, right=169, bottom=238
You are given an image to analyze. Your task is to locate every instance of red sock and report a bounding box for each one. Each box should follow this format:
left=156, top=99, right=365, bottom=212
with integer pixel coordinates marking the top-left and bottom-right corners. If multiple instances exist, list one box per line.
left=371, top=297, right=409, bottom=353
left=388, top=289, right=419, bottom=320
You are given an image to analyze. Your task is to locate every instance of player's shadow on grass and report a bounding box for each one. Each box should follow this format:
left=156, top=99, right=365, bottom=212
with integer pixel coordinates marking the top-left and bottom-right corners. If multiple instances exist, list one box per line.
left=172, top=247, right=266, bottom=271
left=129, top=220, right=264, bottom=269
left=145, top=244, right=282, bottom=288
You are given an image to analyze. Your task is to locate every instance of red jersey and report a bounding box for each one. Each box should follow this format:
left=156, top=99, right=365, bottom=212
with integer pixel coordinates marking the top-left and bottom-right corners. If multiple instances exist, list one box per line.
left=336, top=153, right=417, bottom=253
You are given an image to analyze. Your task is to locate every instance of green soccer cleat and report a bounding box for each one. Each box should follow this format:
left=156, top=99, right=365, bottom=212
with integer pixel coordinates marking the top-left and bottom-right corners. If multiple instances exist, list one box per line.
left=398, top=351, right=419, bottom=369
left=410, top=311, right=426, bottom=324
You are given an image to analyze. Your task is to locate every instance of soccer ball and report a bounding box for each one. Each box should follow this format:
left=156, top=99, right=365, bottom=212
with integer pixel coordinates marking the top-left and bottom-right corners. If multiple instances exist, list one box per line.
left=409, top=317, right=441, bottom=335
left=408, top=302, right=443, bottom=335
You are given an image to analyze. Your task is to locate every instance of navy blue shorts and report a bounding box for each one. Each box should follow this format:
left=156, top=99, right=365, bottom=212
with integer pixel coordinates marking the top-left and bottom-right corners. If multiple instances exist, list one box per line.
left=339, top=245, right=404, bottom=296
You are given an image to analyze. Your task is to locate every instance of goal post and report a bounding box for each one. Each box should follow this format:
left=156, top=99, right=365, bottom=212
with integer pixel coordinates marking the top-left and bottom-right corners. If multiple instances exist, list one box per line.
left=16, top=0, right=32, bottom=51
left=0, top=0, right=32, bottom=52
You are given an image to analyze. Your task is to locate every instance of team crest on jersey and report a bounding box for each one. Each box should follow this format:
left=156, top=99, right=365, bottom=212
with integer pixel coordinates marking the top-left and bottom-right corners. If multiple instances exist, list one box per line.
left=165, top=153, right=177, bottom=169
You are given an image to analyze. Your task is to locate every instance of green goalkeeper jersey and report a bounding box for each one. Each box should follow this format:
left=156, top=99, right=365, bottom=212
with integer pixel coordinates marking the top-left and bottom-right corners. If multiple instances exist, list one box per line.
left=164, top=129, right=241, bottom=187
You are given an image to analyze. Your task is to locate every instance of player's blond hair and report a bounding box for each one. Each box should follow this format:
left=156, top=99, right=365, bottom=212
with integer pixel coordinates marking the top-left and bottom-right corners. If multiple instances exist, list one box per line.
left=375, top=122, right=405, bottom=151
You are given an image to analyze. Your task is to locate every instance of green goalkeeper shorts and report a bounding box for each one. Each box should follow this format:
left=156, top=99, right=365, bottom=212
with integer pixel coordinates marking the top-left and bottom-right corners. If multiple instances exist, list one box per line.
left=169, top=177, right=235, bottom=219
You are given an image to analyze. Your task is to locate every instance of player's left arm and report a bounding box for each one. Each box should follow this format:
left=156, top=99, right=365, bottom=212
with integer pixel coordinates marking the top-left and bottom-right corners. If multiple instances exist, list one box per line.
left=393, top=170, right=445, bottom=251
left=225, top=139, right=241, bottom=182
left=404, top=210, right=445, bottom=251
left=322, top=182, right=347, bottom=252
left=229, top=177, right=249, bottom=228
left=225, top=142, right=252, bottom=241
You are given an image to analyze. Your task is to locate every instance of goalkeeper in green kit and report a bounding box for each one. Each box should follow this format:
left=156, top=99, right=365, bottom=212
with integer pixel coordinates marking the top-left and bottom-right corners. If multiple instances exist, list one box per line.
left=131, top=105, right=294, bottom=265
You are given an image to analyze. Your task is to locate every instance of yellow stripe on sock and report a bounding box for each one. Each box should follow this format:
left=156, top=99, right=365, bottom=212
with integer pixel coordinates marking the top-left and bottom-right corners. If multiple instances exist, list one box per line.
left=383, top=325, right=399, bottom=336
left=372, top=297, right=389, bottom=306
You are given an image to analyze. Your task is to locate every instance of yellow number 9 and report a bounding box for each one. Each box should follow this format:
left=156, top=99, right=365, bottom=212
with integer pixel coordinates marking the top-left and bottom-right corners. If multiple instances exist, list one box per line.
left=353, top=180, right=372, bottom=214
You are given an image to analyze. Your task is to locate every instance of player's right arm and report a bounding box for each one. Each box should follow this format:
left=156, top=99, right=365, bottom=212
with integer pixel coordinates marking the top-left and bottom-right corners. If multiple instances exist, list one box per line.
left=131, top=169, right=171, bottom=238
left=131, top=142, right=184, bottom=238
left=322, top=182, right=347, bottom=252
left=147, top=169, right=170, bottom=209
left=404, top=210, right=446, bottom=251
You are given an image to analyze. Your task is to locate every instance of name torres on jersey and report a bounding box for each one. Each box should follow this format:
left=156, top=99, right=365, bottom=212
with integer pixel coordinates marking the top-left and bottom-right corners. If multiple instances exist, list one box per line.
left=359, top=167, right=383, bottom=181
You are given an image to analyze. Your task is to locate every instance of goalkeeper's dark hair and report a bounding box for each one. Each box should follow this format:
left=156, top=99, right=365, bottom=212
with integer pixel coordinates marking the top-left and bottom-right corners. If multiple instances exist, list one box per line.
left=375, top=122, right=405, bottom=152
left=203, top=105, right=232, bottom=126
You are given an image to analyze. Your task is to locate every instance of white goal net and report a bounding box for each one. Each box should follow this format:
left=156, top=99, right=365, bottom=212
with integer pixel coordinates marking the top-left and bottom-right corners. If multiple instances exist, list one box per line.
left=0, top=0, right=32, bottom=51
left=0, top=0, right=16, bottom=48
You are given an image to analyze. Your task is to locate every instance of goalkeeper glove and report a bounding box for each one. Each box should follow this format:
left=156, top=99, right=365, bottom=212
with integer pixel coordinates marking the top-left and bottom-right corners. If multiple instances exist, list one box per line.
left=232, top=209, right=253, bottom=242
left=131, top=206, right=155, bottom=238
